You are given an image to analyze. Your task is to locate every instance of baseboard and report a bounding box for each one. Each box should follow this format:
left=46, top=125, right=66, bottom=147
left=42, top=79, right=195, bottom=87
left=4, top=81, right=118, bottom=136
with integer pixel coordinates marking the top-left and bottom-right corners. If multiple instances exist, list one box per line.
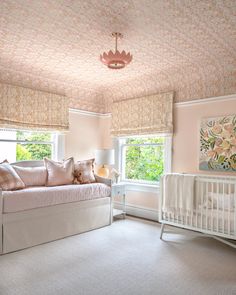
left=114, top=202, right=159, bottom=222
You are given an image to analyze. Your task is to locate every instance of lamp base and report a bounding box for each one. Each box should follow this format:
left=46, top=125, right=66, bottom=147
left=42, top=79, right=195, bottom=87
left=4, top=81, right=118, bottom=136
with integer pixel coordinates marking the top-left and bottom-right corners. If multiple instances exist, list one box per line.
left=97, top=166, right=109, bottom=178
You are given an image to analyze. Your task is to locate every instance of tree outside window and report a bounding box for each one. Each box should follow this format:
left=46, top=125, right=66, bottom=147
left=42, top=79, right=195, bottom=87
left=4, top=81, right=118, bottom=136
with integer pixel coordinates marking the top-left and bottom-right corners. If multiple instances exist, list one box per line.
left=16, top=131, right=52, bottom=160
left=121, top=137, right=166, bottom=183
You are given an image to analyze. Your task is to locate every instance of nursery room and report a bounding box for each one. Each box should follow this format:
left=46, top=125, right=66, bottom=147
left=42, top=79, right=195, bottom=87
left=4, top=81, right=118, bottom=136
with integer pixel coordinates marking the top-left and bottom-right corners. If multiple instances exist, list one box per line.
left=0, top=1, right=236, bottom=295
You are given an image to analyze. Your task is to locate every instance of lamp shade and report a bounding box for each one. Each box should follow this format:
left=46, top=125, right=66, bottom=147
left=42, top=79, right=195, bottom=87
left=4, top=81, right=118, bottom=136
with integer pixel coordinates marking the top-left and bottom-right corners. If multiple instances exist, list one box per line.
left=95, top=149, right=115, bottom=165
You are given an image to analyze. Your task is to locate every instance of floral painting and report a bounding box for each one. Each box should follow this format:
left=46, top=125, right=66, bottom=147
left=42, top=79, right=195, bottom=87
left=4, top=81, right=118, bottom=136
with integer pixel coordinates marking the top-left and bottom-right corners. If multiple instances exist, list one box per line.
left=199, top=115, right=236, bottom=172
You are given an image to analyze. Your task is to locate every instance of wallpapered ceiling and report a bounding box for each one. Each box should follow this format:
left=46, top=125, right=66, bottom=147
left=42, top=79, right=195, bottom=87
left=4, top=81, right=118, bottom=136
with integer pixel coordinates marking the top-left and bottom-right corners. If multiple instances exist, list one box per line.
left=0, top=0, right=235, bottom=113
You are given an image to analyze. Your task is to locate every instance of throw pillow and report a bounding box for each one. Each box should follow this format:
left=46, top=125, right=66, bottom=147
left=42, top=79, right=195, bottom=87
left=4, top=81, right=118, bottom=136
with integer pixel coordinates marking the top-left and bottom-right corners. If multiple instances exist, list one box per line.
left=44, top=157, right=74, bottom=186
left=0, top=163, right=25, bottom=191
left=74, top=159, right=96, bottom=184
left=13, top=166, right=47, bottom=187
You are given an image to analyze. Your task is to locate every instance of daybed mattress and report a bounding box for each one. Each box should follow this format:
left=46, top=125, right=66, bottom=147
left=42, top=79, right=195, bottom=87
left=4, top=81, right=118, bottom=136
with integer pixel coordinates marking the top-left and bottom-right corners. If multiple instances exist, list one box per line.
left=3, top=183, right=111, bottom=213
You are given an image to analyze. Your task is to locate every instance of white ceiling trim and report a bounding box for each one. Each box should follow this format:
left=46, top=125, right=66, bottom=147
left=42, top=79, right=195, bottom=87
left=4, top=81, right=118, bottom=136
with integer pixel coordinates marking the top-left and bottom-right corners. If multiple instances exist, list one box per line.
left=175, top=94, right=236, bottom=108
left=69, top=108, right=111, bottom=118
left=70, top=94, right=236, bottom=117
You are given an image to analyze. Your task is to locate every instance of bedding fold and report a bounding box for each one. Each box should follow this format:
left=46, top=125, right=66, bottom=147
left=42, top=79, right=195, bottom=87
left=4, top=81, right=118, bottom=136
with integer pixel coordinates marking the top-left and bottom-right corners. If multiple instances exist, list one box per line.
left=162, top=173, right=195, bottom=214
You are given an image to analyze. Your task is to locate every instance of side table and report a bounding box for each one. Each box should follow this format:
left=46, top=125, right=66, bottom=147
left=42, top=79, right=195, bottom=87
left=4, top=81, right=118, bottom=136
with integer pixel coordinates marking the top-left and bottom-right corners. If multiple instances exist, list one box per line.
left=111, top=183, right=126, bottom=220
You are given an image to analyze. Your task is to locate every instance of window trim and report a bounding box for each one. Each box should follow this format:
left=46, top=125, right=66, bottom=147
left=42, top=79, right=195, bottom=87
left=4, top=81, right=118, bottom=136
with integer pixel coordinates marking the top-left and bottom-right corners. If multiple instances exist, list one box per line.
left=115, top=135, right=172, bottom=186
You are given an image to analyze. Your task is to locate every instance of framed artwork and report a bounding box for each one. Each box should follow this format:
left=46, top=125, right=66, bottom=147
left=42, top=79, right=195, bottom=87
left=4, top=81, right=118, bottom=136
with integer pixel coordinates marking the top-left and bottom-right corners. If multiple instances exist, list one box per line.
left=199, top=115, right=236, bottom=172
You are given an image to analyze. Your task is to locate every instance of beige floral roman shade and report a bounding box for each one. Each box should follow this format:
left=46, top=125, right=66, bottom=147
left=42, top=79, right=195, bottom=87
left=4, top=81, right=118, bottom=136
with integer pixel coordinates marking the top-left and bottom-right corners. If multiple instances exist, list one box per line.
left=0, top=83, right=69, bottom=131
left=111, top=92, right=173, bottom=136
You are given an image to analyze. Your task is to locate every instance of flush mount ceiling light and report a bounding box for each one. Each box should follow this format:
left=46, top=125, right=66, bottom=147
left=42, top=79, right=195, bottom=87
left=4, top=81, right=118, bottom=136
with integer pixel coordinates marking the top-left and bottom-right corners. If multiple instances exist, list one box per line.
left=100, top=32, right=133, bottom=69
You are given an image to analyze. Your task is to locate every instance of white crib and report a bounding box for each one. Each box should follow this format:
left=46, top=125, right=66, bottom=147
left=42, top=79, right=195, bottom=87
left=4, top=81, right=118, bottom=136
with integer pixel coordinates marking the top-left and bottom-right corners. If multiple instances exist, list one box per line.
left=159, top=174, right=236, bottom=248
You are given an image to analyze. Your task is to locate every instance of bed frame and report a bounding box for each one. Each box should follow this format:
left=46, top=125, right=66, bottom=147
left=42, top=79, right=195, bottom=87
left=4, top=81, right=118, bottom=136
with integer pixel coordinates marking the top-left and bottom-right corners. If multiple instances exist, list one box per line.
left=0, top=160, right=112, bottom=254
left=159, top=174, right=236, bottom=248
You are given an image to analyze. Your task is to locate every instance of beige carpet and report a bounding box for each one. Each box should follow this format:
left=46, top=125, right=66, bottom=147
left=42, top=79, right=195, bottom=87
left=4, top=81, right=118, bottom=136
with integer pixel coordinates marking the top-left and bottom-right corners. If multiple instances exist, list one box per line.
left=0, top=217, right=235, bottom=295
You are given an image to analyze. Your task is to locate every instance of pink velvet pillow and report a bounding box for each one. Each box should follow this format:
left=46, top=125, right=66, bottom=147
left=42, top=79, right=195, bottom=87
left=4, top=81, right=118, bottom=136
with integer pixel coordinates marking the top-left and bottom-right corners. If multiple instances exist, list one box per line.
left=44, top=157, right=74, bottom=186
left=0, top=163, right=25, bottom=191
left=74, top=159, right=96, bottom=184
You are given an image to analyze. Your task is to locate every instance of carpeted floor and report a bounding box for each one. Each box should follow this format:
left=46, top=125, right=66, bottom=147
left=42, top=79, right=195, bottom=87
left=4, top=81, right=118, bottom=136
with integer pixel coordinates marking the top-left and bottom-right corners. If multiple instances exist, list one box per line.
left=0, top=217, right=235, bottom=295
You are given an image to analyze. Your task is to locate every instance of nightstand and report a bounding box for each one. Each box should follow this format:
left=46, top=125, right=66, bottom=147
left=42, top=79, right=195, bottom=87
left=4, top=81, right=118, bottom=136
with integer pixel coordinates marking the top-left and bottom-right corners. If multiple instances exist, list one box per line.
left=111, top=183, right=126, bottom=219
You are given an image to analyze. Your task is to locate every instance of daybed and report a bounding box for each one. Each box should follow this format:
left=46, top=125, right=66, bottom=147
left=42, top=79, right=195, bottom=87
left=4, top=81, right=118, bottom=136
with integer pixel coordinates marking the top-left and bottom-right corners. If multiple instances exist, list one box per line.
left=0, top=160, right=112, bottom=254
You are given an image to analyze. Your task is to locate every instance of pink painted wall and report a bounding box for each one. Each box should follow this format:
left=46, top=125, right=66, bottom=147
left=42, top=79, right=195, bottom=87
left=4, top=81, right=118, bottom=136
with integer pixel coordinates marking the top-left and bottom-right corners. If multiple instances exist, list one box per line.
left=99, top=116, right=113, bottom=149
left=65, top=112, right=103, bottom=161
left=172, top=97, right=236, bottom=175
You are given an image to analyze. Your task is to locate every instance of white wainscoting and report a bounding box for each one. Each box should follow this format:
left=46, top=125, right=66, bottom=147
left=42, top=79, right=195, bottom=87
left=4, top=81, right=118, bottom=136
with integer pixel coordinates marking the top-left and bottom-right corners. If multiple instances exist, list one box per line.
left=114, top=202, right=159, bottom=222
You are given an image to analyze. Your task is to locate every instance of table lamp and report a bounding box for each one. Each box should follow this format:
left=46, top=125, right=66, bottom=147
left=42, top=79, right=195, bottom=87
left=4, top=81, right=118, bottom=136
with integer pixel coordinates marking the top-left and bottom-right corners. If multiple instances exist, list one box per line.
left=95, top=149, right=115, bottom=178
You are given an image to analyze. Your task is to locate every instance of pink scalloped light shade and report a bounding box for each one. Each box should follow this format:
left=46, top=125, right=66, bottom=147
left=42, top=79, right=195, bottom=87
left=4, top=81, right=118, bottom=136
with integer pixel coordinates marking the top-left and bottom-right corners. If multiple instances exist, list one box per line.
left=100, top=50, right=133, bottom=69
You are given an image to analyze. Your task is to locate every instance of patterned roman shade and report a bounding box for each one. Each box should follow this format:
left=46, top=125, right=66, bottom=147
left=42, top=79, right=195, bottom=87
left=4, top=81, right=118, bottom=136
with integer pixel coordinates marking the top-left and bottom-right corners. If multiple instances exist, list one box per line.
left=0, top=83, right=69, bottom=131
left=111, top=92, right=173, bottom=136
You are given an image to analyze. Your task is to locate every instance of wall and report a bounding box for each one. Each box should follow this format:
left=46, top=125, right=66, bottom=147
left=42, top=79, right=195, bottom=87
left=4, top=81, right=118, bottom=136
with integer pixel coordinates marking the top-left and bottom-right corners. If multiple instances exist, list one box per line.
left=99, top=116, right=113, bottom=149
left=64, top=110, right=106, bottom=161
left=173, top=96, right=236, bottom=175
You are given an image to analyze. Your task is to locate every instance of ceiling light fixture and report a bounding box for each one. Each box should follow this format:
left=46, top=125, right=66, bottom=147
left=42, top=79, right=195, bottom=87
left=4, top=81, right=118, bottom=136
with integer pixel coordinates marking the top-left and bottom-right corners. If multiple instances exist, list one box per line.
left=100, top=32, right=132, bottom=69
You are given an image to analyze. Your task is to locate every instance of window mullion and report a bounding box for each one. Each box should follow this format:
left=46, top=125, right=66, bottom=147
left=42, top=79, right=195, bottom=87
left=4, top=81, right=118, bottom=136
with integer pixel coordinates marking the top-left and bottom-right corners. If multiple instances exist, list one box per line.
left=124, top=143, right=164, bottom=147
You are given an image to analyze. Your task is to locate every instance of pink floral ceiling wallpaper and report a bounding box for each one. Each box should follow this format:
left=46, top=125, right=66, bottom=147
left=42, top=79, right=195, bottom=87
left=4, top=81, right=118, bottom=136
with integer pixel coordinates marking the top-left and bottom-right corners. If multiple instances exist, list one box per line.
left=0, top=0, right=235, bottom=113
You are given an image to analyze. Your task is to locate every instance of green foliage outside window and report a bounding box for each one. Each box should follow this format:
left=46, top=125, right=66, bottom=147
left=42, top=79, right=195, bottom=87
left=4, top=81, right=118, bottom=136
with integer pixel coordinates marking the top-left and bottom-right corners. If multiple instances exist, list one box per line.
left=125, top=137, right=164, bottom=182
left=16, top=132, right=52, bottom=161
left=16, top=144, right=32, bottom=160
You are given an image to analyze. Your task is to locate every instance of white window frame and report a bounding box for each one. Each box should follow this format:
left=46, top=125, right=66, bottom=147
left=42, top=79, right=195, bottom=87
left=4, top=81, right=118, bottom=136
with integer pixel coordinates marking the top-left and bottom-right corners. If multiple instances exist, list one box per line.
left=115, top=134, right=172, bottom=187
left=0, top=130, right=65, bottom=161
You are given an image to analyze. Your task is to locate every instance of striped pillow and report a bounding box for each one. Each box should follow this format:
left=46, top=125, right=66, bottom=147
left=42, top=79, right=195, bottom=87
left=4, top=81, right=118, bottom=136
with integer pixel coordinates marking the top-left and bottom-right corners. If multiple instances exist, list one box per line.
left=0, top=163, right=25, bottom=191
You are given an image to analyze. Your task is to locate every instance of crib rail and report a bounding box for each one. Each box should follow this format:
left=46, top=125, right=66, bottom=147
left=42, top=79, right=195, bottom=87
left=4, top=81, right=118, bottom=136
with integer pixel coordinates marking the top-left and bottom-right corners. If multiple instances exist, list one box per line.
left=160, top=174, right=236, bottom=242
left=0, top=189, right=2, bottom=254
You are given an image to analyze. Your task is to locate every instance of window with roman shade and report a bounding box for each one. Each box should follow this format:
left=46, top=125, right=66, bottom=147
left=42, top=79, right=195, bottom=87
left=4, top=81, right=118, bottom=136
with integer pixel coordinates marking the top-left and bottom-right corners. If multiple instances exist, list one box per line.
left=0, top=83, right=69, bottom=131
left=111, top=92, right=173, bottom=137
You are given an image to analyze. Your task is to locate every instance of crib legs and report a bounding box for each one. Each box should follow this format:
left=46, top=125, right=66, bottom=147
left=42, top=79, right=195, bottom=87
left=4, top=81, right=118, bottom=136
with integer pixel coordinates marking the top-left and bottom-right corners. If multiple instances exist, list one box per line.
left=160, top=223, right=165, bottom=239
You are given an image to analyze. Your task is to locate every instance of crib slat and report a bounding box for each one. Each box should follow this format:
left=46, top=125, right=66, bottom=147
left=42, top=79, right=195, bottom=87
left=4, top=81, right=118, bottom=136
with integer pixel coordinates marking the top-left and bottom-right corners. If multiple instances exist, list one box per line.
left=217, top=181, right=219, bottom=232
left=201, top=180, right=203, bottom=230
left=228, top=184, right=231, bottom=235
left=195, top=180, right=198, bottom=228
left=185, top=203, right=187, bottom=227
left=234, top=184, right=236, bottom=236
left=222, top=183, right=225, bottom=234
left=206, top=182, right=209, bottom=231
left=211, top=182, right=213, bottom=232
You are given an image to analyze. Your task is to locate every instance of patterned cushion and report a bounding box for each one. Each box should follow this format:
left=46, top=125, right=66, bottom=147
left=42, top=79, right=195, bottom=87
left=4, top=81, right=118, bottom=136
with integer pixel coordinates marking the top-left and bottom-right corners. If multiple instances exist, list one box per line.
left=12, top=166, right=47, bottom=187
left=44, top=157, right=74, bottom=186
left=0, top=163, right=25, bottom=191
left=74, top=159, right=96, bottom=184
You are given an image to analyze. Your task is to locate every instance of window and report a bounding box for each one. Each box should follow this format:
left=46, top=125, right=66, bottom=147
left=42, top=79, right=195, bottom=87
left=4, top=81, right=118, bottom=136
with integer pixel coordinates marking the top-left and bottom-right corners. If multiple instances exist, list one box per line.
left=0, top=129, right=60, bottom=162
left=117, top=136, right=172, bottom=185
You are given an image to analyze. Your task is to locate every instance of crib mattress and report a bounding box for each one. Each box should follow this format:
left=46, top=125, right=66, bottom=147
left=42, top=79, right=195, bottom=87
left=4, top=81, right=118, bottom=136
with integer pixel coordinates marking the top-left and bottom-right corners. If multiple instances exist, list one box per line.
left=3, top=183, right=111, bottom=213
